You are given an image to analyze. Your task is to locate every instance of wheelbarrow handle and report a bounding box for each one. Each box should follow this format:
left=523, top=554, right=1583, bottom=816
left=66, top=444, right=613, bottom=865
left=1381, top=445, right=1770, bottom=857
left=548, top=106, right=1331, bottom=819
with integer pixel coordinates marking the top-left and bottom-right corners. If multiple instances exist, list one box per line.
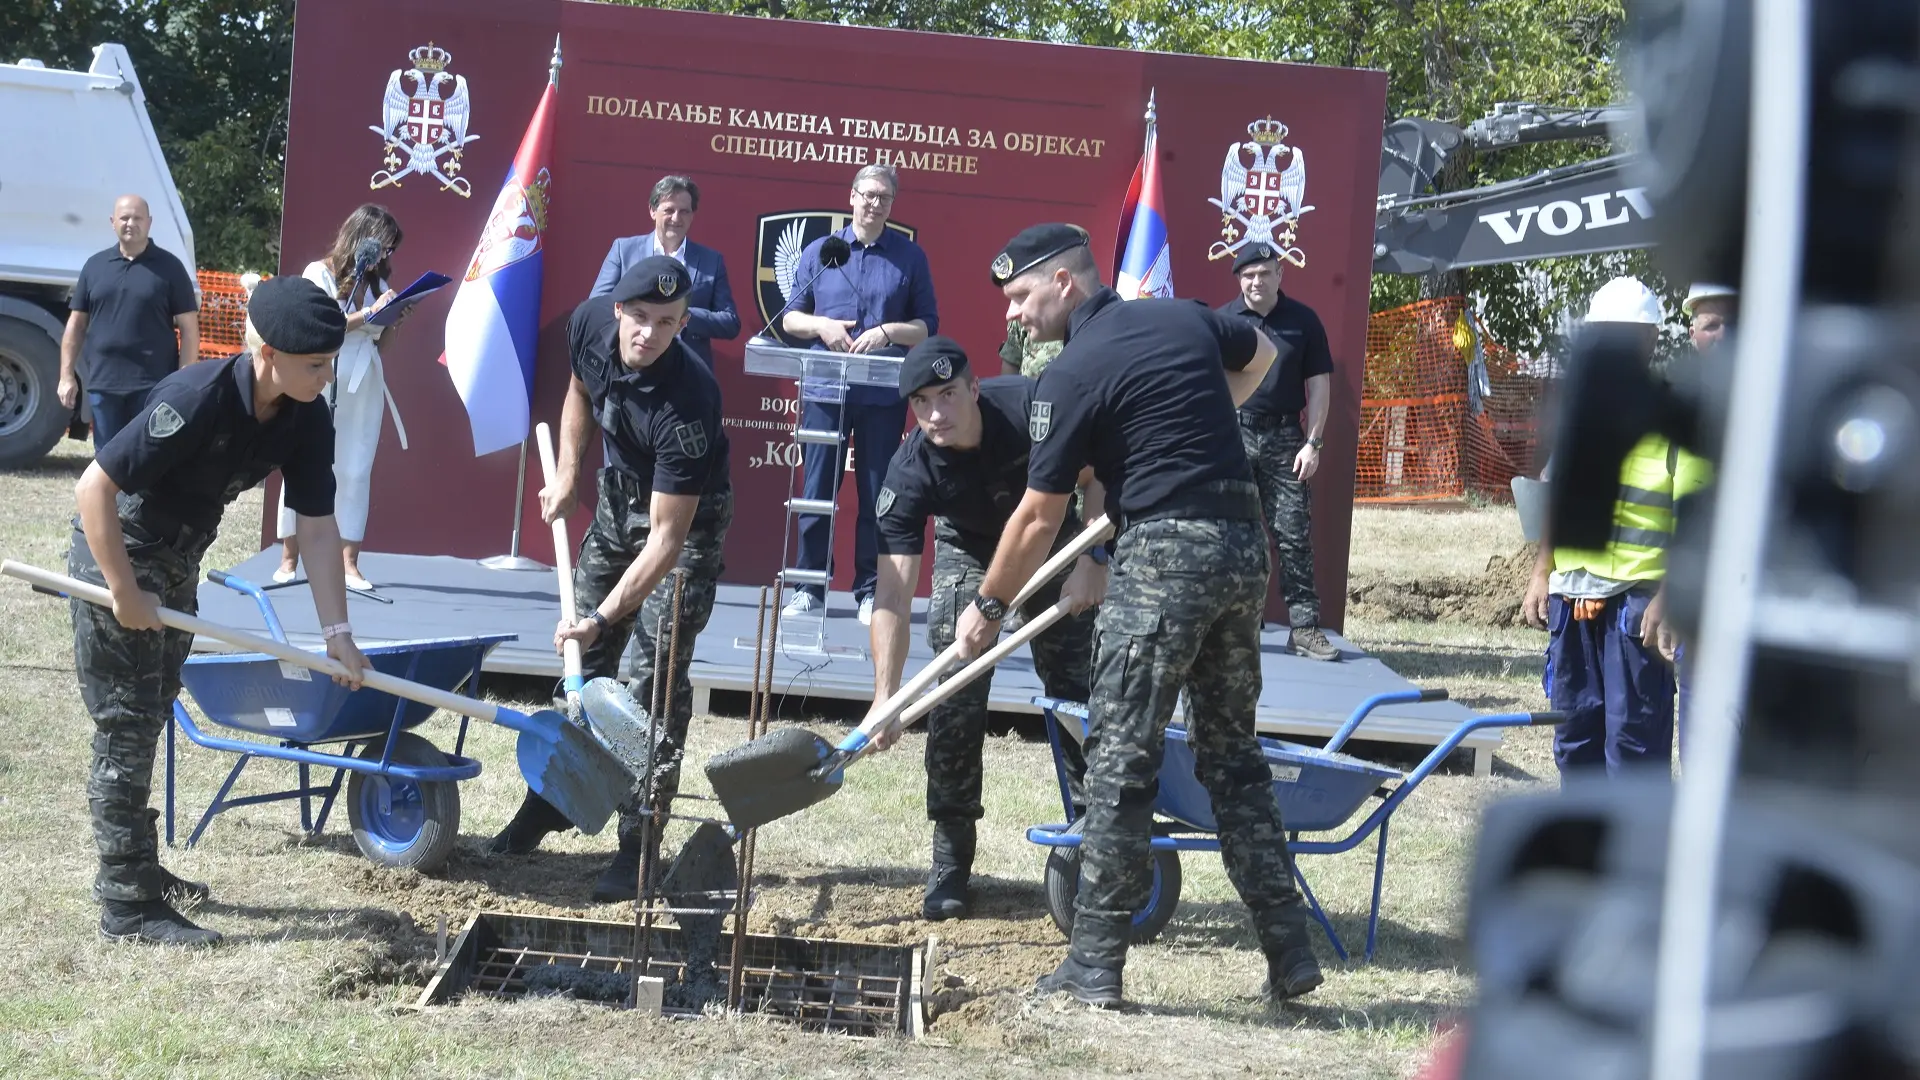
left=3, top=559, right=505, bottom=726
left=206, top=569, right=290, bottom=644
left=1530, top=711, right=1570, bottom=725
left=829, top=515, right=1114, bottom=761
left=1323, top=686, right=1451, bottom=756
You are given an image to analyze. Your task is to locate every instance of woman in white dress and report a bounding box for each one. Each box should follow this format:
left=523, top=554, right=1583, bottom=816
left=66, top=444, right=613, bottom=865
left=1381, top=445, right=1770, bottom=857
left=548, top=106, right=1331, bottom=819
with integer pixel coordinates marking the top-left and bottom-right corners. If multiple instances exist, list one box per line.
left=274, top=205, right=409, bottom=590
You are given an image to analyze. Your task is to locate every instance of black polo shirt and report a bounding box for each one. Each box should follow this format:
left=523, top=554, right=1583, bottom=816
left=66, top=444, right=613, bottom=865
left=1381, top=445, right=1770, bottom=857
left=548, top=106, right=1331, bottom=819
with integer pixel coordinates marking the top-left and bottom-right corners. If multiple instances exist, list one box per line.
left=95, top=353, right=336, bottom=535
left=569, top=298, right=730, bottom=498
left=70, top=242, right=198, bottom=393
left=877, top=375, right=1082, bottom=561
left=1027, top=288, right=1260, bottom=518
left=1216, top=292, right=1334, bottom=422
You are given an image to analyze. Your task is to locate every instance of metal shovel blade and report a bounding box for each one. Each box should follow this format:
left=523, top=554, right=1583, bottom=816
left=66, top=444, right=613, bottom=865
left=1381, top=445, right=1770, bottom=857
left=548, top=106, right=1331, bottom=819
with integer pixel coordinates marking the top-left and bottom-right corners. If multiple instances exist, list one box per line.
left=580, top=677, right=671, bottom=797
left=703, top=726, right=844, bottom=831
left=498, top=706, right=633, bottom=836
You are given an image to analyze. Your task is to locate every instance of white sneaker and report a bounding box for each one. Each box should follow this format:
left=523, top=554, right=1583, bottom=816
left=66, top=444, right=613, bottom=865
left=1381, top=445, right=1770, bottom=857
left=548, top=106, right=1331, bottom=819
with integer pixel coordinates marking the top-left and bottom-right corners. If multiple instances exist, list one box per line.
left=857, top=597, right=874, bottom=626
left=271, top=566, right=298, bottom=584
left=783, top=591, right=820, bottom=617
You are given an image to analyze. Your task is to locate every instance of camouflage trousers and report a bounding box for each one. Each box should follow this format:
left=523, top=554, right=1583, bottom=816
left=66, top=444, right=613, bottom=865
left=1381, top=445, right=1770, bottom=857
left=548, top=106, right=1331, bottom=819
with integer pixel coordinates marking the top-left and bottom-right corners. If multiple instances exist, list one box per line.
left=572, top=469, right=732, bottom=824
left=68, top=524, right=206, bottom=902
left=1071, top=516, right=1308, bottom=969
left=1239, top=415, right=1320, bottom=627
left=924, top=538, right=1093, bottom=858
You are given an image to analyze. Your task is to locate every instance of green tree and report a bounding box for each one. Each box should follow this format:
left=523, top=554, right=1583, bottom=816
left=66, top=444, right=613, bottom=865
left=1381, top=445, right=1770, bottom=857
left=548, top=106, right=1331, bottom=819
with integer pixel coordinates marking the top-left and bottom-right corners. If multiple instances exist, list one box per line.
left=3, top=0, right=293, bottom=273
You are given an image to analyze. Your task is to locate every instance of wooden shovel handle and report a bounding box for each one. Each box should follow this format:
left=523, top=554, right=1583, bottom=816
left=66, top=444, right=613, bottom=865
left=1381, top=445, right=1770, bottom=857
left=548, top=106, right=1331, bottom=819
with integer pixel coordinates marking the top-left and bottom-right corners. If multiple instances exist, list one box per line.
left=2, top=560, right=502, bottom=723
left=534, top=423, right=584, bottom=687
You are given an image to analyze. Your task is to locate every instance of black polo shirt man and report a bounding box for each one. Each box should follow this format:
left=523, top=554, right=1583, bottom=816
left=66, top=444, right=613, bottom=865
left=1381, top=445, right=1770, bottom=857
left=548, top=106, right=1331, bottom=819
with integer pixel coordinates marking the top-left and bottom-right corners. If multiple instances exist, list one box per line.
left=62, top=195, right=200, bottom=448
left=952, top=224, right=1323, bottom=1009
left=491, top=256, right=735, bottom=907
left=868, top=337, right=1096, bottom=921
left=1217, top=243, right=1338, bottom=660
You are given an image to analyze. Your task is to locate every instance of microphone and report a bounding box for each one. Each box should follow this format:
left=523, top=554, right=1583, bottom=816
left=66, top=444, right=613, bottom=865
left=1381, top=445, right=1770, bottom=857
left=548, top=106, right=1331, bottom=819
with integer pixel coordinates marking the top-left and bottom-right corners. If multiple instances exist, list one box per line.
left=759, top=235, right=852, bottom=342
left=347, top=237, right=383, bottom=311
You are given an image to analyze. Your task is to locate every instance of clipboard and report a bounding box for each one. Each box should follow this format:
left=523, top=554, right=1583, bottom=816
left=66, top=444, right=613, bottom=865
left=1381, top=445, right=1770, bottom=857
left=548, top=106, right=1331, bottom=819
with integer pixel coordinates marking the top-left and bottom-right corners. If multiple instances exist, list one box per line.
left=364, top=271, right=452, bottom=327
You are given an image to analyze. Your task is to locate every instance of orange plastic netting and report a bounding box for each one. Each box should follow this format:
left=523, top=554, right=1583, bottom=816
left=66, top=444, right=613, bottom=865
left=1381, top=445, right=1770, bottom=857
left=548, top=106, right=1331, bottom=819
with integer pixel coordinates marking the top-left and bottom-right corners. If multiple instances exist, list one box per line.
left=1358, top=297, right=1547, bottom=503
left=195, top=269, right=259, bottom=360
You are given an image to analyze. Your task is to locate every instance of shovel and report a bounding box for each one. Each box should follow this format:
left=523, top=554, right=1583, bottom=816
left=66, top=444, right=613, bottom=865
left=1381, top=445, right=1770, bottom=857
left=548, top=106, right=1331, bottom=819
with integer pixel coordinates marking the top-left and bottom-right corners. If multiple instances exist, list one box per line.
left=704, top=515, right=1113, bottom=830
left=3, top=559, right=633, bottom=835
left=533, top=422, right=587, bottom=721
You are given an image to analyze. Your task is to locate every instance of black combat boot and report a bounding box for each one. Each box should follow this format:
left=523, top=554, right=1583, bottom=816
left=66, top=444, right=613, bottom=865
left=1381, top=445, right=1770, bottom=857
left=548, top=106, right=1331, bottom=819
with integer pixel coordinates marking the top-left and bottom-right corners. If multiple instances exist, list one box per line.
left=99, top=898, right=223, bottom=947
left=1260, top=922, right=1324, bottom=1001
left=1290, top=624, right=1341, bottom=662
left=922, top=821, right=975, bottom=921
left=589, top=814, right=657, bottom=904
left=1034, top=953, right=1124, bottom=1008
left=144, top=809, right=210, bottom=904
left=488, top=790, right=574, bottom=855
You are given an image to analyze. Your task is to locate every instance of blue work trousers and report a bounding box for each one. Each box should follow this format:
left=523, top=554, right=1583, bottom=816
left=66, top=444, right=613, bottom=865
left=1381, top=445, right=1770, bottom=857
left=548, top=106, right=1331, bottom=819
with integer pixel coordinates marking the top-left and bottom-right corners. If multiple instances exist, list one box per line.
left=88, top=388, right=153, bottom=450
left=793, top=397, right=905, bottom=602
left=1544, top=589, right=1676, bottom=776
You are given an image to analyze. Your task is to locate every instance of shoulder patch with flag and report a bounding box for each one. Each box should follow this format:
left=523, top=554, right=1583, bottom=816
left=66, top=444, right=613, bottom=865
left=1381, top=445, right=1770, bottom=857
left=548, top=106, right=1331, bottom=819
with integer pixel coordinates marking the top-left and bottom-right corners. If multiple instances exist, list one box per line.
left=673, top=421, right=709, bottom=458
left=147, top=402, right=186, bottom=439
left=1028, top=400, right=1053, bottom=442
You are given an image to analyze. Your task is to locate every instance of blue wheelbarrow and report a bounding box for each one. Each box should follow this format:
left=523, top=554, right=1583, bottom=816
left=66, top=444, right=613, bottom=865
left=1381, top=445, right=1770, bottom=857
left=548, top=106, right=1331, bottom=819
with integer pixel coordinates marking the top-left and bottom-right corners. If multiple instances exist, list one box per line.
left=1027, top=690, right=1564, bottom=961
left=164, top=571, right=514, bottom=873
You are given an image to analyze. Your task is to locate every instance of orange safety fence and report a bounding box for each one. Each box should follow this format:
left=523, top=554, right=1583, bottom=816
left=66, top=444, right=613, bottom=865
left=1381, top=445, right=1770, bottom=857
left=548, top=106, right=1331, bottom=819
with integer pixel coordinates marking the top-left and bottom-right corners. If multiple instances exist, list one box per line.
left=1358, top=297, right=1549, bottom=503
left=196, top=269, right=261, bottom=360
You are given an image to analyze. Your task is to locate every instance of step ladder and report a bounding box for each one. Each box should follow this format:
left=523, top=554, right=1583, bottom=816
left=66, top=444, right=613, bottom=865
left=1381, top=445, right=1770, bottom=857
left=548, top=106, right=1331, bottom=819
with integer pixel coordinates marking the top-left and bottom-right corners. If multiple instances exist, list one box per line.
left=738, top=336, right=905, bottom=658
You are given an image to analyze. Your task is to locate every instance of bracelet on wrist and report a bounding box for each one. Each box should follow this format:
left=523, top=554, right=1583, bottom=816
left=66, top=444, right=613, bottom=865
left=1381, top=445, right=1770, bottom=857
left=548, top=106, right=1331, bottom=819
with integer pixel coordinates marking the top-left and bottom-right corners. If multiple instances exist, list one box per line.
left=321, top=622, right=353, bottom=641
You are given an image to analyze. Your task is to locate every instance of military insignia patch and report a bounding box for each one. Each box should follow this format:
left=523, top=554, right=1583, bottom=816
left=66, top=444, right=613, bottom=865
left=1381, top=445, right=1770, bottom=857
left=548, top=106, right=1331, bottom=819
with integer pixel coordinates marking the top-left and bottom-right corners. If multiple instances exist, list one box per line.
left=1028, top=400, right=1053, bottom=442
left=990, top=252, right=1014, bottom=283
left=658, top=273, right=678, bottom=298
left=877, top=486, right=897, bottom=516
left=931, top=356, right=952, bottom=381
left=673, top=421, right=709, bottom=458
left=147, top=402, right=186, bottom=440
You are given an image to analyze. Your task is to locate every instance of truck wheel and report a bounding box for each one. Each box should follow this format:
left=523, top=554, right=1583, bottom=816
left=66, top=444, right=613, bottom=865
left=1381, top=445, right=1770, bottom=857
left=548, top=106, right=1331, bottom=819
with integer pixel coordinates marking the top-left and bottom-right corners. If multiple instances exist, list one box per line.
left=0, top=318, right=69, bottom=468
left=346, top=732, right=461, bottom=873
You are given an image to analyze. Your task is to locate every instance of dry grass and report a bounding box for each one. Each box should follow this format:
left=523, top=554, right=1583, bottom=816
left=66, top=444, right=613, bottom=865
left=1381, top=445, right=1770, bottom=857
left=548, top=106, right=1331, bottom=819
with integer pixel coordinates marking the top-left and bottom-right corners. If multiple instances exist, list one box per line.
left=0, top=442, right=1551, bottom=1079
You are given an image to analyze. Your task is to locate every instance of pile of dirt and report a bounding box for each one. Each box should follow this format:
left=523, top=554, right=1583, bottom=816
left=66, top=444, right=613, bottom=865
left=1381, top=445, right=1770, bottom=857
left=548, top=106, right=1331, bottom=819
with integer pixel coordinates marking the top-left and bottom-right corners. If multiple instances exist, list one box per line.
left=1346, top=543, right=1538, bottom=627
left=316, top=908, right=440, bottom=999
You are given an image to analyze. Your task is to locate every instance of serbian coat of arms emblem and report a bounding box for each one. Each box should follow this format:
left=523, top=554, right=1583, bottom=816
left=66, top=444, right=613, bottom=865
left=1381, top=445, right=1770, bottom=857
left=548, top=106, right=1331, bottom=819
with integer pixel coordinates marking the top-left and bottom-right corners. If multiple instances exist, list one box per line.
left=369, top=42, right=480, bottom=197
left=753, top=212, right=917, bottom=343
left=1209, top=116, right=1313, bottom=268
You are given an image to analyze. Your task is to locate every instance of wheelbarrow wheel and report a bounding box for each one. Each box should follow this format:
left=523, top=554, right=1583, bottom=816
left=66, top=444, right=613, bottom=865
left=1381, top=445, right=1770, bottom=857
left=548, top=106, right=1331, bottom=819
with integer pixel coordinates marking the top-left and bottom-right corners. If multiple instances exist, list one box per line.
left=345, top=732, right=461, bottom=873
left=1042, top=841, right=1183, bottom=945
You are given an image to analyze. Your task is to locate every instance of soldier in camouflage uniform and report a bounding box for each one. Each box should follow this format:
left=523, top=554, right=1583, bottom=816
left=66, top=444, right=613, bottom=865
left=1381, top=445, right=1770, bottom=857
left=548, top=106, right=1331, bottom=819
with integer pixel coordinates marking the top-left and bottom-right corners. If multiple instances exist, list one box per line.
left=488, top=257, right=733, bottom=905
left=957, top=225, right=1323, bottom=1008
left=999, top=317, right=1064, bottom=379
left=866, top=337, right=1098, bottom=921
left=1216, top=244, right=1339, bottom=661
left=69, top=276, right=367, bottom=947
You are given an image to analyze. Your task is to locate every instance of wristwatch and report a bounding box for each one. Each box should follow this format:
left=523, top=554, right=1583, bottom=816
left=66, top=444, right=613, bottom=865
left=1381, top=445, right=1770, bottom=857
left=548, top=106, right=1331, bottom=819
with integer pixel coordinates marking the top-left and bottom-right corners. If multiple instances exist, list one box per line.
left=972, top=593, right=1009, bottom=621
left=1085, top=545, right=1111, bottom=566
left=1308, top=436, right=1325, bottom=450
left=588, top=610, right=610, bottom=631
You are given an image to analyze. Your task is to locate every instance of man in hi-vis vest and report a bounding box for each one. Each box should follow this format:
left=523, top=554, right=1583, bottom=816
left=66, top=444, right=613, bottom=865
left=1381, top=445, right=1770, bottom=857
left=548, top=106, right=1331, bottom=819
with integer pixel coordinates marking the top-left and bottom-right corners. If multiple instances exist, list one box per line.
left=1523, top=277, right=1713, bottom=775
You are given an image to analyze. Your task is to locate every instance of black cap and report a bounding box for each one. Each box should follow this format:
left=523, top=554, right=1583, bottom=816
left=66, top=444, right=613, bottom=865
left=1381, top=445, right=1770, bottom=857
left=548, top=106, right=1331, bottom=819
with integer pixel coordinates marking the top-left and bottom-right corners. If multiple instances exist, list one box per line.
left=249, top=275, right=346, bottom=355
left=1232, top=242, right=1282, bottom=274
left=898, top=336, right=971, bottom=398
left=991, top=223, right=1090, bottom=286
left=611, top=255, right=693, bottom=304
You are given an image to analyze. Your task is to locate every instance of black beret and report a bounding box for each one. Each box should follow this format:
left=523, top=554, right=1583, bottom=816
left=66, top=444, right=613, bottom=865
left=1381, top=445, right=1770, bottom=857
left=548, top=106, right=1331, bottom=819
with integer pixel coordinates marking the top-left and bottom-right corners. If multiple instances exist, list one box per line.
left=898, top=336, right=971, bottom=398
left=612, top=255, right=693, bottom=305
left=991, top=223, right=1090, bottom=286
left=249, top=275, right=346, bottom=355
left=1232, top=242, right=1282, bottom=274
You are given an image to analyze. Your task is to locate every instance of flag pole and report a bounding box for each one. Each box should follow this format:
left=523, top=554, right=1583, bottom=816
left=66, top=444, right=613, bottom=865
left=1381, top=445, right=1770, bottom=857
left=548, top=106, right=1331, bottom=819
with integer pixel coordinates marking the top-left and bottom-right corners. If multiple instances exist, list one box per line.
left=478, top=35, right=562, bottom=573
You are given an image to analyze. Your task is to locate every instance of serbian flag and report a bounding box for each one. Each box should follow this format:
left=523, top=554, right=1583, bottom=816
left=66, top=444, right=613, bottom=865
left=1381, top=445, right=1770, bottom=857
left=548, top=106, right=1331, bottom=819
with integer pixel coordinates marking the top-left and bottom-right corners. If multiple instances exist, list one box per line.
left=440, top=55, right=557, bottom=456
left=1114, top=90, right=1174, bottom=300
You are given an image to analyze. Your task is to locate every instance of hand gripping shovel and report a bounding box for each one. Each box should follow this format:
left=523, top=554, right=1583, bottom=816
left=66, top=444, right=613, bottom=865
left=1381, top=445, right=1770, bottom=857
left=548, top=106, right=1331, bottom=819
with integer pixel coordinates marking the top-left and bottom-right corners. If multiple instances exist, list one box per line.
left=3, top=559, right=634, bottom=835
left=704, top=515, right=1114, bottom=830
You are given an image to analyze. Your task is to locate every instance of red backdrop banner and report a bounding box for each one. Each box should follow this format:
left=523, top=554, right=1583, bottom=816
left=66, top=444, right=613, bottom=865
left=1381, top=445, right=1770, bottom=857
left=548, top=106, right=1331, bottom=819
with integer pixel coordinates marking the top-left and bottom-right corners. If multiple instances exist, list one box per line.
left=274, top=0, right=1386, bottom=629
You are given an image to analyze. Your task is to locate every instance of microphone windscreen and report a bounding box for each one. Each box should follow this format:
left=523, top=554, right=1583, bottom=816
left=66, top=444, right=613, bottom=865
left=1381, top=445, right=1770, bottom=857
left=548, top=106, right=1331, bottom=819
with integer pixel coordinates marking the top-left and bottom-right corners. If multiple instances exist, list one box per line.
left=820, top=235, right=852, bottom=268
left=353, top=237, right=383, bottom=274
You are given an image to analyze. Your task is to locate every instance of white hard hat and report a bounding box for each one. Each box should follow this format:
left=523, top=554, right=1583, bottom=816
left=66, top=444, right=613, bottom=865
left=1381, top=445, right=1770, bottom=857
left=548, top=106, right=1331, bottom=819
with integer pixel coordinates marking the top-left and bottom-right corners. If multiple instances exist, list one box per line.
left=1682, top=282, right=1737, bottom=315
left=1585, top=276, right=1664, bottom=325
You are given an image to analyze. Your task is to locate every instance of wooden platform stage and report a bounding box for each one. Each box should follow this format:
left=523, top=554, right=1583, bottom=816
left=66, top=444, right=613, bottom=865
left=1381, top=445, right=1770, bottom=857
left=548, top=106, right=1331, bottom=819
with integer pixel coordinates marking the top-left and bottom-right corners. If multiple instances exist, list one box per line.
left=194, top=550, right=1501, bottom=776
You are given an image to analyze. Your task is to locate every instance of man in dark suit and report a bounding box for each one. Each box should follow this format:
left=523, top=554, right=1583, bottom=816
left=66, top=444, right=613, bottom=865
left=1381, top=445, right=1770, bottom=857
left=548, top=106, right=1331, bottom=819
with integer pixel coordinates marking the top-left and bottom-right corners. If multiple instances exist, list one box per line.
left=589, top=175, right=740, bottom=369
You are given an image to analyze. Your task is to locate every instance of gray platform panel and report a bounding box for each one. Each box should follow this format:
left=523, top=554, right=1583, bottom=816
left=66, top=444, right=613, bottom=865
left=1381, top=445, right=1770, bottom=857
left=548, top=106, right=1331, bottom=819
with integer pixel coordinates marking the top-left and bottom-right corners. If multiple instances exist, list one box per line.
left=195, top=549, right=1501, bottom=775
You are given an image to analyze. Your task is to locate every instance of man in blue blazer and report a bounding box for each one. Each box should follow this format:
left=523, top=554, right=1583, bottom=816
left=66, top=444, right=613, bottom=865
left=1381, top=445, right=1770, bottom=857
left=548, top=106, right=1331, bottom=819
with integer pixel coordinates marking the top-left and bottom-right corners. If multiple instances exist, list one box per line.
left=589, top=175, right=740, bottom=369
